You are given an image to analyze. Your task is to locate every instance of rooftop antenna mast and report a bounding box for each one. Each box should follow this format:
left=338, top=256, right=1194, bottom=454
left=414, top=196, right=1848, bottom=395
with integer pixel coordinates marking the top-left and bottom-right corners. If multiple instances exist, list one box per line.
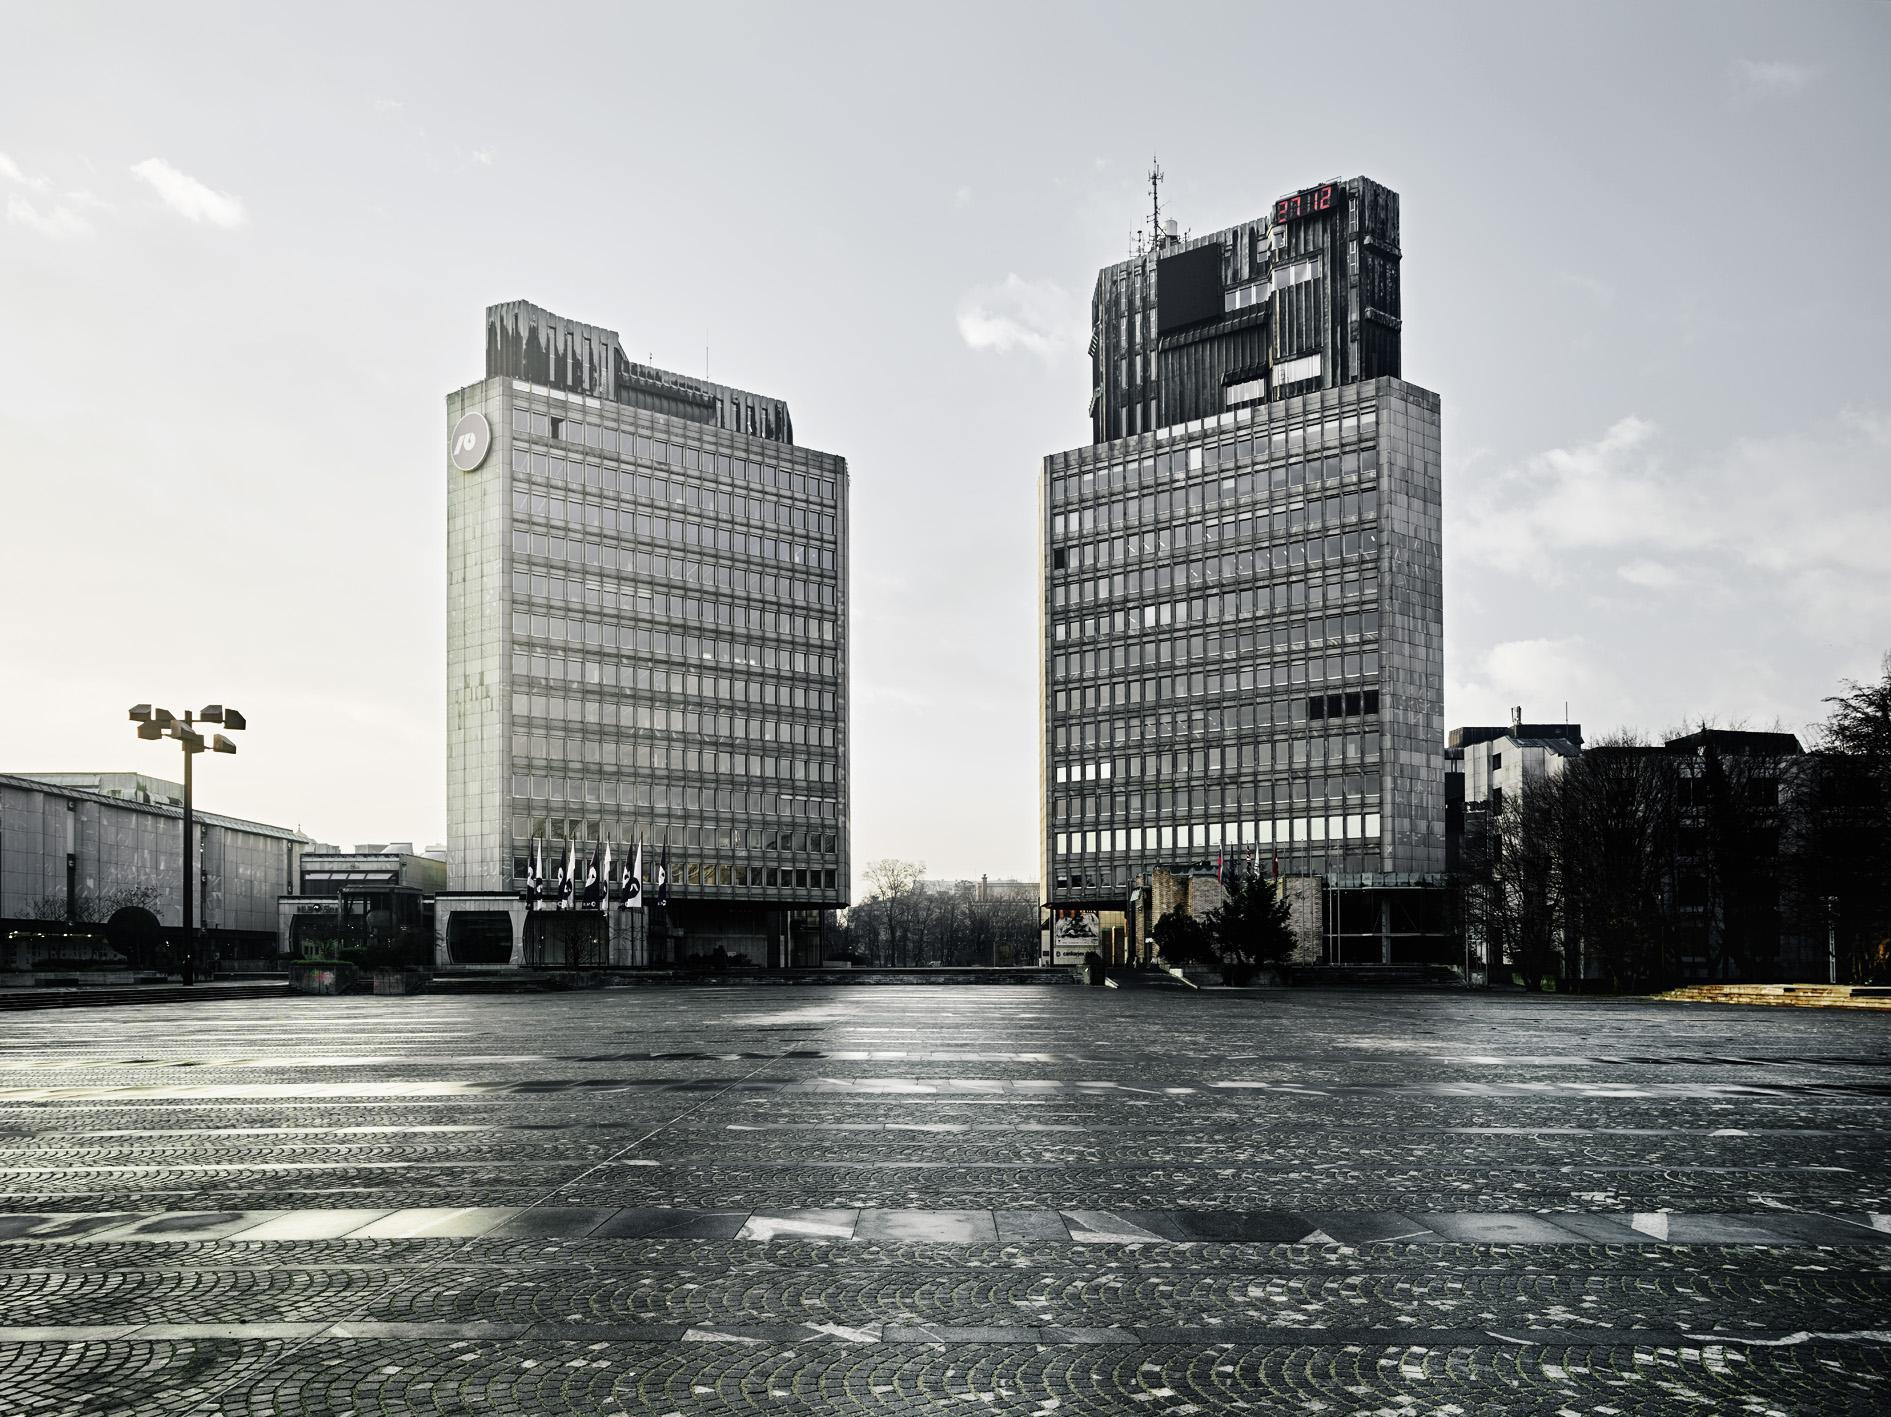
left=1148, top=155, right=1166, bottom=252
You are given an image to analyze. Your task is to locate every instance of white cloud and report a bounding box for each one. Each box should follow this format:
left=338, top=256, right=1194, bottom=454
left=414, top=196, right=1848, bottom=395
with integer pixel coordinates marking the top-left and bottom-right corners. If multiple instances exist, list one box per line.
left=471, top=148, right=495, bottom=167
left=1449, top=636, right=1619, bottom=731
left=129, top=157, right=246, bottom=229
left=1729, top=58, right=1816, bottom=98
left=6, top=193, right=95, bottom=239
left=1616, top=559, right=1683, bottom=590
left=1555, top=271, right=1614, bottom=307
left=956, top=274, right=1086, bottom=360
left=0, top=151, right=50, bottom=191
left=1451, top=410, right=1891, bottom=737
left=951, top=184, right=973, bottom=210
left=1455, top=411, right=1891, bottom=608
left=63, top=189, right=114, bottom=215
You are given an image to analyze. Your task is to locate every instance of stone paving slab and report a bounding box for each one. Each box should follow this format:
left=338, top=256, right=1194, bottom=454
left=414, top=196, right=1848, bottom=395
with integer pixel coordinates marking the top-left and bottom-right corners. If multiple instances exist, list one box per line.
left=1, top=986, right=1888, bottom=1413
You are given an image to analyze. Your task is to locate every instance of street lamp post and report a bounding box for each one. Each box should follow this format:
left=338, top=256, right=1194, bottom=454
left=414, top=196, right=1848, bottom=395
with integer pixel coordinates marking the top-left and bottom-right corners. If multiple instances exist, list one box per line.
left=129, top=704, right=245, bottom=985
left=1825, top=895, right=1839, bottom=986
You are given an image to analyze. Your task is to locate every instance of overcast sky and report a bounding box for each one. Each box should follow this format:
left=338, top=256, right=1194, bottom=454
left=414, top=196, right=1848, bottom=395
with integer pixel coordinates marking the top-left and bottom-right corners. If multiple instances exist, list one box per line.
left=2, top=1, right=1887, bottom=885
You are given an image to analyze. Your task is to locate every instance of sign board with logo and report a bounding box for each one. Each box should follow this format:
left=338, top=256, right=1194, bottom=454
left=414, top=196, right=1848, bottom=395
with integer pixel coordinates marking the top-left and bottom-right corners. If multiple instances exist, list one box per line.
left=1049, top=909, right=1100, bottom=966
left=450, top=411, right=492, bottom=472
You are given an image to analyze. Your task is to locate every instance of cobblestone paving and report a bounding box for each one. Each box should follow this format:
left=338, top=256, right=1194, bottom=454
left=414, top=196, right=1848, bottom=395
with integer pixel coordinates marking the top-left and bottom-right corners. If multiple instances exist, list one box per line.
left=2, top=986, right=1889, bottom=1413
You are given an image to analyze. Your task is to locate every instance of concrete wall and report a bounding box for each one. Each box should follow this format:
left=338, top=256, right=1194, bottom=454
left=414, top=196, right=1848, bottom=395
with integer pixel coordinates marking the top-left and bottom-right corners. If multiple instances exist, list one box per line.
left=1281, top=875, right=1323, bottom=963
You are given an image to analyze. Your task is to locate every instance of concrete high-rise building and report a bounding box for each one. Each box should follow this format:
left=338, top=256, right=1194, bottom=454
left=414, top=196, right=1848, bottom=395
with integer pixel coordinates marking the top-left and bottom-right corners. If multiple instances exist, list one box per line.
left=1040, top=176, right=1445, bottom=963
left=444, top=301, right=849, bottom=968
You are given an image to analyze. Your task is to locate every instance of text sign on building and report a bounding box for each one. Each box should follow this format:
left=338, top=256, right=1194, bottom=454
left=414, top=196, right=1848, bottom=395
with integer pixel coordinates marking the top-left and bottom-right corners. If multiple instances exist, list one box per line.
left=1273, top=183, right=1335, bottom=225
left=1050, top=909, right=1100, bottom=966
left=450, top=411, right=492, bottom=472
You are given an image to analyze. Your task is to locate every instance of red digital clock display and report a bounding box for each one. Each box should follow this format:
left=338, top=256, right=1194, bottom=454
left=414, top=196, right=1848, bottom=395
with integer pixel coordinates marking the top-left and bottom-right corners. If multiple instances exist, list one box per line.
left=1274, top=183, right=1335, bottom=224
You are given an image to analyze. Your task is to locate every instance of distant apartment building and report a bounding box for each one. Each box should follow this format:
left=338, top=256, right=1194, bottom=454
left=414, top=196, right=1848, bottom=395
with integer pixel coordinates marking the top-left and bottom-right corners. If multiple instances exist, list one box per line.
left=1444, top=714, right=1584, bottom=871
left=919, top=876, right=1040, bottom=903
left=1041, top=176, right=1444, bottom=963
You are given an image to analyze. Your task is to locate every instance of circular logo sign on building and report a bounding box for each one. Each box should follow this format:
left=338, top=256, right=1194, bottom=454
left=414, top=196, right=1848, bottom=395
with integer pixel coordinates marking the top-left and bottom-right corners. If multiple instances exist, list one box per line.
left=450, top=411, right=492, bottom=472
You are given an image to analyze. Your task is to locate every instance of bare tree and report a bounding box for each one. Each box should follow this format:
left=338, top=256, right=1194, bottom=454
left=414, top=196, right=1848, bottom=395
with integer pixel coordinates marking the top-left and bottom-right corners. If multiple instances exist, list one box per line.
left=858, top=858, right=925, bottom=965
left=836, top=874, right=1041, bottom=968
left=29, top=882, right=166, bottom=925
left=1790, top=655, right=1891, bottom=981
left=1553, top=736, right=1676, bottom=991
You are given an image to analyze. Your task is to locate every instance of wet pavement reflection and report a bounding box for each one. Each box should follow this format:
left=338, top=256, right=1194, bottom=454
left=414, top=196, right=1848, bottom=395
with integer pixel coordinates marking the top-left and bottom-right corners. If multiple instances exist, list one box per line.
left=1, top=986, right=1889, bottom=1413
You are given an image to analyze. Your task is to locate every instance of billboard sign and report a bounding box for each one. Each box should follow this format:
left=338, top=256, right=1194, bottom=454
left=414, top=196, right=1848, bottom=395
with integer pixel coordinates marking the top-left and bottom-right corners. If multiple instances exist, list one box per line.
left=1050, top=909, right=1100, bottom=966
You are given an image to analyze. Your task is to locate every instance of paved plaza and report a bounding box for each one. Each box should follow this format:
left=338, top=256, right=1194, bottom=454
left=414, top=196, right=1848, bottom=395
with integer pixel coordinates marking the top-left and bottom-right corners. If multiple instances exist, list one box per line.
left=1, top=984, right=1888, bottom=1414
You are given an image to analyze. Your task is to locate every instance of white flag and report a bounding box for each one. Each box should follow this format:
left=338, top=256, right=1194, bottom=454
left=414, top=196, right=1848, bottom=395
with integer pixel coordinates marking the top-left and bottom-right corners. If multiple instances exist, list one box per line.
left=623, top=841, right=643, bottom=910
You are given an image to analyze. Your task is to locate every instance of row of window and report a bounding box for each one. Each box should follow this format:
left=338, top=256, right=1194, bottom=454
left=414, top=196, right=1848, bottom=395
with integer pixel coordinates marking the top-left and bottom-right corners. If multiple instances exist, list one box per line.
left=508, top=760, right=841, bottom=809
left=1056, top=734, right=1380, bottom=786
left=508, top=791, right=841, bottom=852
left=511, top=735, right=836, bottom=780
left=509, top=407, right=839, bottom=505
left=520, top=573, right=833, bottom=641
left=511, top=571, right=836, bottom=647
left=1053, top=571, right=1378, bottom=645
left=1055, top=813, right=1383, bottom=858
left=1052, top=651, right=1379, bottom=716
left=513, top=499, right=836, bottom=576
left=511, top=448, right=837, bottom=540
left=510, top=746, right=837, bottom=798
left=1052, top=616, right=1378, bottom=680
left=1052, top=531, right=1379, bottom=610
left=1054, top=451, right=1379, bottom=531
left=508, top=664, right=830, bottom=734
left=1057, top=606, right=1377, bottom=656
left=513, top=824, right=840, bottom=862
left=1050, top=406, right=1379, bottom=502
left=1057, top=788, right=1381, bottom=835
left=514, top=718, right=839, bottom=775
left=1309, top=689, right=1382, bottom=721
left=1053, top=690, right=1387, bottom=751
left=1056, top=770, right=1381, bottom=823
left=511, top=533, right=835, bottom=609
left=510, top=857, right=839, bottom=894
left=1053, top=489, right=1380, bottom=570
left=512, top=703, right=836, bottom=758
left=510, top=616, right=838, bottom=683
left=509, top=683, right=832, bottom=746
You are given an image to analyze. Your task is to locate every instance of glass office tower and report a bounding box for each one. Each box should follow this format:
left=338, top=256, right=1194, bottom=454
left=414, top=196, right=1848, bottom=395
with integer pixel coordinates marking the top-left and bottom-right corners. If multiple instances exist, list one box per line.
left=448, top=302, right=848, bottom=966
left=1041, top=179, right=1444, bottom=960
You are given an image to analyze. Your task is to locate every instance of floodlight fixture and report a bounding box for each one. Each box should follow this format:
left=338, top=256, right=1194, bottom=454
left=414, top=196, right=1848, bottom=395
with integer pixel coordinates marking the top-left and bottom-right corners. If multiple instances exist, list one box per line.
left=129, top=696, right=249, bottom=988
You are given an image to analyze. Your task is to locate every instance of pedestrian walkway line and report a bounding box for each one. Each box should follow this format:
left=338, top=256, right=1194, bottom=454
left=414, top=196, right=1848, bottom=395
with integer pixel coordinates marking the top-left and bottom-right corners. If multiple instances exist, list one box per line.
left=0, top=1320, right=1886, bottom=1347
left=2, top=1207, right=1886, bottom=1247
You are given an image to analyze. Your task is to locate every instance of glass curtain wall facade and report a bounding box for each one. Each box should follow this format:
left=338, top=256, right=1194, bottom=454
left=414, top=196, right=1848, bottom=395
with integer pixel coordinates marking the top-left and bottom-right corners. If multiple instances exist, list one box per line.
left=448, top=303, right=848, bottom=963
left=1041, top=178, right=1442, bottom=921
